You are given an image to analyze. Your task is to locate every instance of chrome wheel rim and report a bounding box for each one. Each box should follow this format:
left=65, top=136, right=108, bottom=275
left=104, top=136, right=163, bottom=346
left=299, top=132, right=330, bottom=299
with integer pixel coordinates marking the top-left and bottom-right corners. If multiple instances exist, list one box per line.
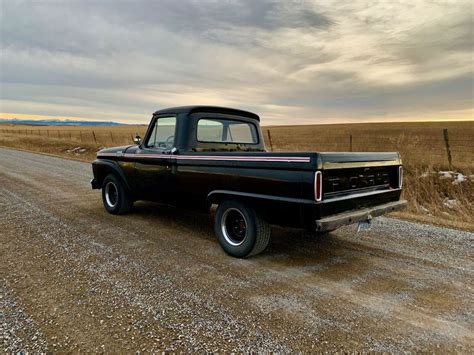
left=105, top=182, right=118, bottom=208
left=221, top=208, right=247, bottom=246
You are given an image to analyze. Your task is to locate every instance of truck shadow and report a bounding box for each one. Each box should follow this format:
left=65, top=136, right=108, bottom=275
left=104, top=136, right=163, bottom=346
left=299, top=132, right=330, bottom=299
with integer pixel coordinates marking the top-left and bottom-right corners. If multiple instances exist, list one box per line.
left=130, top=202, right=368, bottom=269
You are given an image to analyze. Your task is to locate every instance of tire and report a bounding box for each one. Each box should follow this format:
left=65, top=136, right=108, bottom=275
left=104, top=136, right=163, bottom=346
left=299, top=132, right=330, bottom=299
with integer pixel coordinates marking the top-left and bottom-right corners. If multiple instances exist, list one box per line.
left=214, top=200, right=271, bottom=258
left=101, top=174, right=133, bottom=215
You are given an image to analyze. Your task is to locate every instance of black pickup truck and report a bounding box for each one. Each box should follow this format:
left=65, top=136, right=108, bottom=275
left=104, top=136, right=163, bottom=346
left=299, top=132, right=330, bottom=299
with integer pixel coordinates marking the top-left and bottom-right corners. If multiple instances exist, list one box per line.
left=91, top=106, right=407, bottom=257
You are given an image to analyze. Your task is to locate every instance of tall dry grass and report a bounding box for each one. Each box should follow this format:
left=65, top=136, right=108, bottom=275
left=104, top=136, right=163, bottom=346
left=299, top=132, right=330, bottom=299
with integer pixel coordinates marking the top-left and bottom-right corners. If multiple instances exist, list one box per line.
left=397, top=168, right=473, bottom=230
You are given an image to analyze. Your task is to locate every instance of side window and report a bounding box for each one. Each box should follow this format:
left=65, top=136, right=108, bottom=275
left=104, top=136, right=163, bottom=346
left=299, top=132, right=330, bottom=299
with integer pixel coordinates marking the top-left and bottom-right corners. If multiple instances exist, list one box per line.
left=146, top=116, right=176, bottom=149
left=197, top=118, right=258, bottom=144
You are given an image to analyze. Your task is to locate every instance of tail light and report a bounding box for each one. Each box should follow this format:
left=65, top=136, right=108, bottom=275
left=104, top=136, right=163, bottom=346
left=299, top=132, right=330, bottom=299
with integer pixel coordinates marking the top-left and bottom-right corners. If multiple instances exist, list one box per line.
left=399, top=166, right=403, bottom=189
left=315, top=171, right=322, bottom=201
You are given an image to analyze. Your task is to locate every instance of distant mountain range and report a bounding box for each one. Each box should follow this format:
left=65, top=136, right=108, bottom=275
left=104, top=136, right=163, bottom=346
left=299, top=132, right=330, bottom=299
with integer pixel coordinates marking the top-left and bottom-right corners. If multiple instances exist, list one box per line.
left=0, top=118, right=126, bottom=126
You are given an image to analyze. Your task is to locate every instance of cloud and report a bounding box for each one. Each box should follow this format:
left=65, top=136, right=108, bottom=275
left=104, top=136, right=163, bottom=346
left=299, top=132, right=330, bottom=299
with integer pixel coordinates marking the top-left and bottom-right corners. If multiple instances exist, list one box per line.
left=0, top=0, right=472, bottom=124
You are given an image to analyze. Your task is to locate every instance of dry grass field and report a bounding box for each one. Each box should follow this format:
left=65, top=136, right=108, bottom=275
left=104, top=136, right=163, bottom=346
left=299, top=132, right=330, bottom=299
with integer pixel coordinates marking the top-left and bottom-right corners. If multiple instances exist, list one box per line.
left=263, top=121, right=474, bottom=170
left=1, top=121, right=472, bottom=230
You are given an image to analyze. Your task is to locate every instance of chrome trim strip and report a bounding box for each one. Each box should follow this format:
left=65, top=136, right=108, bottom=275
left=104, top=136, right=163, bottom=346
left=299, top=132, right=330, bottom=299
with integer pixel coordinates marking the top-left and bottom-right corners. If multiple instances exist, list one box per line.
left=324, top=184, right=390, bottom=198
left=322, top=160, right=401, bottom=169
left=323, top=188, right=401, bottom=203
left=97, top=153, right=311, bottom=163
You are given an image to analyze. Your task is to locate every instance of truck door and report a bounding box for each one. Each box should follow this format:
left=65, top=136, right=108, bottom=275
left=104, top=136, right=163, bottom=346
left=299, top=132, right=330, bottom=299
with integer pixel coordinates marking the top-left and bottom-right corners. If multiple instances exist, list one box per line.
left=134, top=115, right=177, bottom=203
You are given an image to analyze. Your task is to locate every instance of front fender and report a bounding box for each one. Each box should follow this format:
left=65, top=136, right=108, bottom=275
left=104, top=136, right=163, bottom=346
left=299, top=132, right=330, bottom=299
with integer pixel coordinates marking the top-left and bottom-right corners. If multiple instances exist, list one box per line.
left=91, top=159, right=132, bottom=191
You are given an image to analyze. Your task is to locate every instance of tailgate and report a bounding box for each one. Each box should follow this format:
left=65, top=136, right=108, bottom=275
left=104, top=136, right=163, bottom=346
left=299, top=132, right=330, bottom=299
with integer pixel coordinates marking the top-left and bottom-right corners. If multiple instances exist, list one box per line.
left=319, top=152, right=402, bottom=201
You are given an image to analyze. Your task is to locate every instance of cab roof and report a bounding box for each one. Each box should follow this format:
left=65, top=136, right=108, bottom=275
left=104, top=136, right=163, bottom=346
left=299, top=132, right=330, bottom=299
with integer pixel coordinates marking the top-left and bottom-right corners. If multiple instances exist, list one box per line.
left=153, top=105, right=260, bottom=121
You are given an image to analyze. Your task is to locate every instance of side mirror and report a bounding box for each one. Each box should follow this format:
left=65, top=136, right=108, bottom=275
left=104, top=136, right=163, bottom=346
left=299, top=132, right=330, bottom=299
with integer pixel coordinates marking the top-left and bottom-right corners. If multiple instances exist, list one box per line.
left=133, top=135, right=141, bottom=145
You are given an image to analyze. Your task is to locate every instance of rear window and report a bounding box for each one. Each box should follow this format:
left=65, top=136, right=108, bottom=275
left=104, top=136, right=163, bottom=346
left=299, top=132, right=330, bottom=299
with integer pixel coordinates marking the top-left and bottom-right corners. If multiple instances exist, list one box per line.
left=197, top=118, right=258, bottom=144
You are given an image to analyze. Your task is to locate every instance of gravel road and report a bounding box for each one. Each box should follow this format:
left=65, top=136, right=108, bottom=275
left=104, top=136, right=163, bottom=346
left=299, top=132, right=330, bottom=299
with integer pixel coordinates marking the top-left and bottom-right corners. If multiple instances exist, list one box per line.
left=0, top=147, right=472, bottom=352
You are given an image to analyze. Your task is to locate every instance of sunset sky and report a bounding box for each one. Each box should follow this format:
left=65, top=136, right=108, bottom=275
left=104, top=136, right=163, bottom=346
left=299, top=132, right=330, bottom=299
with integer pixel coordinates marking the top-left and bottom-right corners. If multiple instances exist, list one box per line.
left=1, top=0, right=473, bottom=125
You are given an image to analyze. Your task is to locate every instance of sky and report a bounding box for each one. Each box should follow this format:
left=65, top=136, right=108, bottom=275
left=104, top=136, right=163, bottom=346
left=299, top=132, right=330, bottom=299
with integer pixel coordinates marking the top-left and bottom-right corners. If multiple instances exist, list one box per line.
left=0, top=0, right=473, bottom=125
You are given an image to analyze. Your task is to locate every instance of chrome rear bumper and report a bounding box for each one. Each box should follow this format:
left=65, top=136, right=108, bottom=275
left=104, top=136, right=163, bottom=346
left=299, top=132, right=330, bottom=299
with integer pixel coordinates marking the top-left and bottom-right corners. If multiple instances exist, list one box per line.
left=315, top=200, right=407, bottom=232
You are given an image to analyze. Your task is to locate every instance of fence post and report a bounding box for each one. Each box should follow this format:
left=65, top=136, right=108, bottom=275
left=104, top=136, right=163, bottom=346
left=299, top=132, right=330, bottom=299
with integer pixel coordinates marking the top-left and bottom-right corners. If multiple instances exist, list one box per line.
left=92, top=131, right=97, bottom=144
left=349, top=134, right=353, bottom=152
left=267, top=130, right=274, bottom=151
left=443, top=128, right=453, bottom=170
left=110, top=132, right=114, bottom=143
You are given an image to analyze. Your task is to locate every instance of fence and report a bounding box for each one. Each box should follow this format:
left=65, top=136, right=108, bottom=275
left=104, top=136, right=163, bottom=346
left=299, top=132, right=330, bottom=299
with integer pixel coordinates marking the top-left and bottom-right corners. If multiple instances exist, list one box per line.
left=0, top=126, right=472, bottom=170
left=262, top=127, right=473, bottom=171
left=0, top=128, right=145, bottom=147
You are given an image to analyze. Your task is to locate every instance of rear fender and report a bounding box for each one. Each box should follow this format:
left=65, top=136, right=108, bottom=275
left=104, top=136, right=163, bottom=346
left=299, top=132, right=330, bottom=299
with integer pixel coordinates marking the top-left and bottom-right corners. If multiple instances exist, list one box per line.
left=207, top=190, right=313, bottom=207
left=206, top=190, right=315, bottom=226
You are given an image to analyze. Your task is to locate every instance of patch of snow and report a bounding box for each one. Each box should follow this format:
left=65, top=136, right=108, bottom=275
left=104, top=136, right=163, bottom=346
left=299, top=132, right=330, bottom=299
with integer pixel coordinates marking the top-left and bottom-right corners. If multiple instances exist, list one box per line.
left=452, top=173, right=465, bottom=185
left=443, top=198, right=459, bottom=210
left=66, top=147, right=83, bottom=153
left=438, top=171, right=468, bottom=185
left=66, top=146, right=87, bottom=154
left=420, top=206, right=430, bottom=214
left=438, top=171, right=453, bottom=179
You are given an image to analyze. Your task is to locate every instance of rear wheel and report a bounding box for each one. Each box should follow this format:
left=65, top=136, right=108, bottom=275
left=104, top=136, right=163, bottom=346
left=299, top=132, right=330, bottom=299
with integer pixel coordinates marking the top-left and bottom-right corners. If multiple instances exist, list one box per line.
left=214, top=200, right=270, bottom=258
left=102, top=174, right=133, bottom=215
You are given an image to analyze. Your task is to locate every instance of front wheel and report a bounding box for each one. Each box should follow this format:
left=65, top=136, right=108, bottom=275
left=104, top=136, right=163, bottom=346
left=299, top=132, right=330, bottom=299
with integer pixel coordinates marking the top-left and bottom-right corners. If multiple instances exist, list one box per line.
left=214, top=200, right=271, bottom=258
left=101, top=174, right=133, bottom=215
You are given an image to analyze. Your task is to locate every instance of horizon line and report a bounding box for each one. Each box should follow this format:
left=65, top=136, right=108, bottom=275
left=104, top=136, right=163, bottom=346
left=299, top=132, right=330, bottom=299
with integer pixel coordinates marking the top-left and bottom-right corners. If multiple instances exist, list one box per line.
left=1, top=112, right=473, bottom=127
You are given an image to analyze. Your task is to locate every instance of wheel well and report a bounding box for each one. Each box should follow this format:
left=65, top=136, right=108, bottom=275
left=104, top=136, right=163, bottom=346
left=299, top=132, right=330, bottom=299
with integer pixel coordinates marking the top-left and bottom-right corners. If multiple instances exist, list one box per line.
left=208, top=193, right=266, bottom=217
left=94, top=164, right=129, bottom=191
left=208, top=192, right=304, bottom=228
left=95, top=166, right=113, bottom=188
left=207, top=193, right=247, bottom=210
